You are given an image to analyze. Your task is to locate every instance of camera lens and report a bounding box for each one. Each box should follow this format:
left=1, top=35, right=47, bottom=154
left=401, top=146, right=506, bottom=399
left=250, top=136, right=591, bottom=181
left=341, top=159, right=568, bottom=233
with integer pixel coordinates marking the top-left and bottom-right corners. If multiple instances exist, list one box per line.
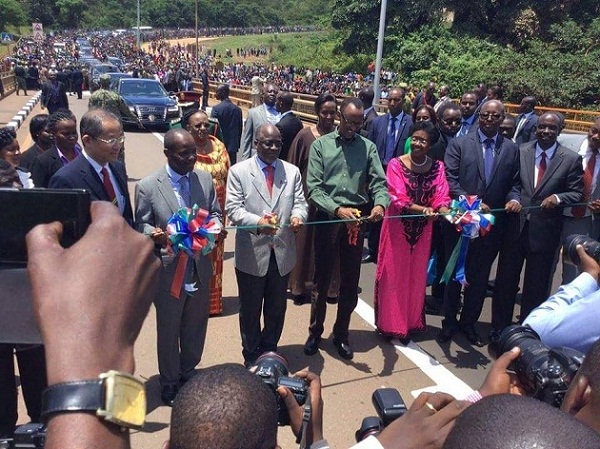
left=564, top=234, right=600, bottom=265
left=355, top=417, right=384, bottom=443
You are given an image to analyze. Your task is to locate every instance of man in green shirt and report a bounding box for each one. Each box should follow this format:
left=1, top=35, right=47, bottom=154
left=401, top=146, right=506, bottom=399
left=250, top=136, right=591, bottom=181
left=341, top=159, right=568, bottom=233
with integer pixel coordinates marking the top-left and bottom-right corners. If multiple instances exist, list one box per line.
left=304, top=97, right=389, bottom=360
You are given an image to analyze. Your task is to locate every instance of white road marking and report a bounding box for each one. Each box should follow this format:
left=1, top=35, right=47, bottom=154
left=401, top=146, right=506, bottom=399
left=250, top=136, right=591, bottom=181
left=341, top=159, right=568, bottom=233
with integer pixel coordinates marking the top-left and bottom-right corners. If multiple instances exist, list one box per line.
left=354, top=298, right=474, bottom=399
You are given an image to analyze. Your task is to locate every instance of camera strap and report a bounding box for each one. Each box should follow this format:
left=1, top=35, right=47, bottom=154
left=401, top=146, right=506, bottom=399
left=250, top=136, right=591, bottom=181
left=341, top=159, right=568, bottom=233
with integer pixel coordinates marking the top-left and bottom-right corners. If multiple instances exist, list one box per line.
left=296, top=393, right=312, bottom=448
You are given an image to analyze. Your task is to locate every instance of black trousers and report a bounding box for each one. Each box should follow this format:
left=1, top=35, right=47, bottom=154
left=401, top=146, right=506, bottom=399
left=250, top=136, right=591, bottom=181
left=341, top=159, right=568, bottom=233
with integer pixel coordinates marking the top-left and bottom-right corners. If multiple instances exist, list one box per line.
left=366, top=220, right=382, bottom=258
left=441, top=221, right=502, bottom=330
left=236, top=251, right=289, bottom=364
left=0, top=345, right=47, bottom=437
left=309, top=210, right=366, bottom=341
left=492, top=221, right=560, bottom=330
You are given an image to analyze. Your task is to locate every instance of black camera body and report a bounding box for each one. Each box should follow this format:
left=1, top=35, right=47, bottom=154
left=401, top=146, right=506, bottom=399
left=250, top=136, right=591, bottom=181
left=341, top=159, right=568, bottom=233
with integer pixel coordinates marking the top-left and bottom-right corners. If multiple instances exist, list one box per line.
left=0, top=423, right=46, bottom=449
left=488, top=325, right=584, bottom=408
left=356, top=388, right=407, bottom=442
left=563, top=234, right=600, bottom=265
left=253, top=352, right=308, bottom=426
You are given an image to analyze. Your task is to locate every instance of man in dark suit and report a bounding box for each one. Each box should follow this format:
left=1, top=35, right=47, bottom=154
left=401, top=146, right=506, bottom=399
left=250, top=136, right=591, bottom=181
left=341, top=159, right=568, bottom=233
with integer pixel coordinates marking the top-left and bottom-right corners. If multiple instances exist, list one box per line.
left=210, top=84, right=242, bottom=164
left=456, top=92, right=480, bottom=137
left=275, top=91, right=303, bottom=162
left=40, top=70, right=69, bottom=114
left=49, top=109, right=133, bottom=225
left=359, top=87, right=378, bottom=137
left=513, top=96, right=538, bottom=146
left=363, top=87, right=412, bottom=263
left=30, top=110, right=81, bottom=188
left=411, top=81, right=437, bottom=112
left=438, top=100, right=522, bottom=347
left=491, top=112, right=584, bottom=338
left=135, top=129, right=222, bottom=406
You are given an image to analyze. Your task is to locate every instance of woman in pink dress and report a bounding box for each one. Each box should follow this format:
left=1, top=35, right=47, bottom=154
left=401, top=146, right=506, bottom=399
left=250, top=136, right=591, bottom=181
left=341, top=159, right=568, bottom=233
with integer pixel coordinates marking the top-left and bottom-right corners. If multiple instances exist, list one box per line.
left=375, top=121, right=450, bottom=341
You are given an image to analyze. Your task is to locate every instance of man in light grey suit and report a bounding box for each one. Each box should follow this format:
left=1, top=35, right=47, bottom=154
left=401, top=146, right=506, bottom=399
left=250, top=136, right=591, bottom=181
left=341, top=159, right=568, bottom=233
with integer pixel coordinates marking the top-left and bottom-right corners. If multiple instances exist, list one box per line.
left=226, top=123, right=308, bottom=366
left=241, top=83, right=280, bottom=160
left=135, top=129, right=222, bottom=406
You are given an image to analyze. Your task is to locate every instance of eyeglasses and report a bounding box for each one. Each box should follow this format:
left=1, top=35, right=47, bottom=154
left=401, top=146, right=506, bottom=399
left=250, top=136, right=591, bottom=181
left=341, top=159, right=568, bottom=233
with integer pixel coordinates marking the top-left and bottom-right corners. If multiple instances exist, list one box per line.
left=411, top=136, right=429, bottom=145
left=442, top=119, right=462, bottom=125
left=257, top=139, right=283, bottom=148
left=341, top=113, right=364, bottom=128
left=479, top=113, right=503, bottom=120
left=95, top=135, right=126, bottom=145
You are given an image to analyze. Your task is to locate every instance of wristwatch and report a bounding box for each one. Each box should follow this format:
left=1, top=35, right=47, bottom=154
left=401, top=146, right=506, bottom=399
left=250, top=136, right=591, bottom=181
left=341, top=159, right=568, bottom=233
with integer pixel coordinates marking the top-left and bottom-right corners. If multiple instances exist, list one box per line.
left=41, top=370, right=146, bottom=430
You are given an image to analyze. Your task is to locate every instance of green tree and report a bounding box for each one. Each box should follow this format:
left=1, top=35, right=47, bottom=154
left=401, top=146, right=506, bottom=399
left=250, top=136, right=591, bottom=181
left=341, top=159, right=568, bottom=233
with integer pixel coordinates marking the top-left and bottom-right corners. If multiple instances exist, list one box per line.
left=55, top=0, right=85, bottom=29
left=0, top=0, right=27, bottom=31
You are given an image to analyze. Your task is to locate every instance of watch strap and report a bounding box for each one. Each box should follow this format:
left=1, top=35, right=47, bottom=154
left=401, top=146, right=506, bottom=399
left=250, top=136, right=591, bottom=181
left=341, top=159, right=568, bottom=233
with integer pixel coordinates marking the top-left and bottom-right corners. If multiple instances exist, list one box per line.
left=41, top=380, right=104, bottom=419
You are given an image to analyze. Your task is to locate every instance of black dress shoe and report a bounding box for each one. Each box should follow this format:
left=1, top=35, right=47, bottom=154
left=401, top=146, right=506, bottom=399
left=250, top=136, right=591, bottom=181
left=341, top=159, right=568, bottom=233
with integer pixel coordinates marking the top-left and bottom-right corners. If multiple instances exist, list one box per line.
left=326, top=296, right=338, bottom=304
left=436, top=326, right=457, bottom=344
left=361, top=254, right=376, bottom=264
left=333, top=339, right=354, bottom=360
left=303, top=335, right=321, bottom=356
left=161, top=385, right=178, bottom=407
left=293, top=294, right=307, bottom=305
left=462, top=326, right=484, bottom=347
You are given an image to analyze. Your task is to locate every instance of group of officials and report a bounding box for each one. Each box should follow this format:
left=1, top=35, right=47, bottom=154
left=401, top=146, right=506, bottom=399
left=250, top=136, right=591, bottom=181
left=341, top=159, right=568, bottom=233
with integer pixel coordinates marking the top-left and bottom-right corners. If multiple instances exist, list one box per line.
left=5, top=79, right=599, bottom=414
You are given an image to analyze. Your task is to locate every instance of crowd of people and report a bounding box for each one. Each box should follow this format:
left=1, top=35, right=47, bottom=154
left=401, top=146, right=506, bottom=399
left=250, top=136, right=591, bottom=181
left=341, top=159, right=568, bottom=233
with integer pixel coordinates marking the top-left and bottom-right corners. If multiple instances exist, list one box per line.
left=2, top=29, right=600, bottom=449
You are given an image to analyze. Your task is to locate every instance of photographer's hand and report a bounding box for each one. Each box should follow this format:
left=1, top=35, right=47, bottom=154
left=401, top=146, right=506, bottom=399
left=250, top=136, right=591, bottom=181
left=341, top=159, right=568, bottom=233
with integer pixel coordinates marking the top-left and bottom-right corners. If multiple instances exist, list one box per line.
left=278, top=370, right=324, bottom=445
left=375, top=392, right=470, bottom=449
left=479, top=347, right=526, bottom=397
left=27, top=202, right=161, bottom=449
left=576, top=245, right=600, bottom=284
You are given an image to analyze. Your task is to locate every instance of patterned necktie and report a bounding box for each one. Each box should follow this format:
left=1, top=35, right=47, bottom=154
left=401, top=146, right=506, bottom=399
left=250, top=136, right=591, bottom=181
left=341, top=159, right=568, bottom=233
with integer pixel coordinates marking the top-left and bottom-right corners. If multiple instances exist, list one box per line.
left=101, top=166, right=117, bottom=205
left=536, top=151, right=547, bottom=188
left=385, top=116, right=397, bottom=162
left=179, top=175, right=190, bottom=207
left=573, top=149, right=598, bottom=218
left=459, top=120, right=469, bottom=136
left=265, top=165, right=274, bottom=196
left=483, top=138, right=495, bottom=182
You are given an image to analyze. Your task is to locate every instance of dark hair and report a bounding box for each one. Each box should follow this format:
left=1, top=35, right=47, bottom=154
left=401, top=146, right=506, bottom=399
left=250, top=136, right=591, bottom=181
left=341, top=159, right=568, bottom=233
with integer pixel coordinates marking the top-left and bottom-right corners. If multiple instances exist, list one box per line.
left=340, top=96, right=363, bottom=115
left=412, top=104, right=438, bottom=125
left=443, top=394, right=600, bottom=449
left=164, top=128, right=192, bottom=152
left=580, top=339, right=600, bottom=403
left=29, top=114, right=49, bottom=141
left=181, top=108, right=208, bottom=129
left=170, top=364, right=278, bottom=449
left=277, top=91, right=294, bottom=110
left=0, top=159, right=20, bottom=187
left=409, top=120, right=439, bottom=144
left=358, top=87, right=374, bottom=107
left=47, top=109, right=76, bottom=133
left=0, top=127, right=17, bottom=152
left=488, top=85, right=504, bottom=100
left=437, top=102, right=461, bottom=120
left=216, top=84, right=230, bottom=99
left=80, top=109, right=120, bottom=138
left=314, top=93, right=337, bottom=114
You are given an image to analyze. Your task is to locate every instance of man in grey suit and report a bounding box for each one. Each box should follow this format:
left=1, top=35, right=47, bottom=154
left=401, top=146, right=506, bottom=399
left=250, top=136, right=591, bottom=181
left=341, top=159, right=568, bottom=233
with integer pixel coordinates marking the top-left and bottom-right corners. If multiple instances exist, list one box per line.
left=492, top=112, right=584, bottom=337
left=226, top=124, right=308, bottom=366
left=135, top=129, right=222, bottom=406
left=241, top=83, right=280, bottom=160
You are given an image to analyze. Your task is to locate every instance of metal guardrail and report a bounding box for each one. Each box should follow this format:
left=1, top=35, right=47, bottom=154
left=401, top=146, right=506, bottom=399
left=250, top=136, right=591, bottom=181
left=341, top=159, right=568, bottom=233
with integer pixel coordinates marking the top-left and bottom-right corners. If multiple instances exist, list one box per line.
left=193, top=81, right=597, bottom=131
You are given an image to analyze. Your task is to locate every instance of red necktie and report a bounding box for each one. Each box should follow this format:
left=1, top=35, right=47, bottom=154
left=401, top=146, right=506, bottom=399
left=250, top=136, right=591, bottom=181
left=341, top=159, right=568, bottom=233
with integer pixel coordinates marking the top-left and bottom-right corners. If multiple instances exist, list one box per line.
left=101, top=166, right=117, bottom=204
left=265, top=165, right=274, bottom=196
left=573, top=149, right=597, bottom=218
left=536, top=151, right=546, bottom=188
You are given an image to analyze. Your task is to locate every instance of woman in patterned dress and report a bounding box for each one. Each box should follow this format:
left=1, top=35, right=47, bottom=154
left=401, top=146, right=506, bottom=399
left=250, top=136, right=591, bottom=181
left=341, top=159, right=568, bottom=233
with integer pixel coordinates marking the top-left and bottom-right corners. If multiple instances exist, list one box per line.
left=375, top=121, right=450, bottom=341
left=185, top=109, right=230, bottom=316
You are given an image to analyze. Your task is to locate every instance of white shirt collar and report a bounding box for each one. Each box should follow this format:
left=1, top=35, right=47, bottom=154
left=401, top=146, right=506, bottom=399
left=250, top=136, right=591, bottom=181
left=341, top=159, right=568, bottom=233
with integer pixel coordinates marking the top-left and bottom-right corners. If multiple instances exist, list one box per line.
left=535, top=142, right=558, bottom=159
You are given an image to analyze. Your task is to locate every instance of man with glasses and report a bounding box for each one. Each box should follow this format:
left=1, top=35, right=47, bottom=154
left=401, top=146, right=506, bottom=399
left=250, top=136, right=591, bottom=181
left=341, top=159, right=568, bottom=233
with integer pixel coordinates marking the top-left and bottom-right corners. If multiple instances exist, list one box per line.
left=226, top=123, right=307, bottom=367
left=135, top=129, right=222, bottom=406
left=439, top=100, right=522, bottom=347
left=304, top=97, right=389, bottom=360
left=49, top=109, right=133, bottom=225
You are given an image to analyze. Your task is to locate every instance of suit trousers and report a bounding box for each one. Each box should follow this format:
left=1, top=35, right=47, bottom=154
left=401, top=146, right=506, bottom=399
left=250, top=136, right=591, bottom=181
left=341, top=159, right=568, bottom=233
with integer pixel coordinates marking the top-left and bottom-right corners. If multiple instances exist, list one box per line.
left=0, top=344, right=47, bottom=437
left=236, top=250, right=289, bottom=364
left=310, top=210, right=366, bottom=341
left=441, top=221, right=501, bottom=330
left=155, top=263, right=210, bottom=386
left=492, top=221, right=560, bottom=331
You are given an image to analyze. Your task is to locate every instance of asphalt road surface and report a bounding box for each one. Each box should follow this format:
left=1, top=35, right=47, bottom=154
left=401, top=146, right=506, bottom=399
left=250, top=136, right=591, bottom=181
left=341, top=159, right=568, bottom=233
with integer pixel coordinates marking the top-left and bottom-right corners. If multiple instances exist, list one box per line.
left=14, top=92, right=565, bottom=448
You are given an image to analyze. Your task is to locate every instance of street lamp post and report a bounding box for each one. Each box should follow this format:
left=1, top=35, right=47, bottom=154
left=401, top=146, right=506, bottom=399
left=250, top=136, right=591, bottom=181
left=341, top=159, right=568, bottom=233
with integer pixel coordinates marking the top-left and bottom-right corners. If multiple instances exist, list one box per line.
left=195, top=0, right=199, bottom=77
left=372, top=0, right=388, bottom=106
left=136, top=0, right=141, bottom=51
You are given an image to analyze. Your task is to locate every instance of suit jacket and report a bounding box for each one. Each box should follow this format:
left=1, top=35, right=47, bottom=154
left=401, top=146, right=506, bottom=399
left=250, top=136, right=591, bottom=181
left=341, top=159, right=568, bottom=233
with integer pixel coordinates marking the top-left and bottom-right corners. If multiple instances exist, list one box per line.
left=241, top=104, right=269, bottom=160
left=360, top=107, right=379, bottom=137
left=211, top=98, right=243, bottom=156
left=509, top=142, right=584, bottom=252
left=40, top=80, right=69, bottom=110
left=514, top=113, right=539, bottom=146
left=276, top=112, right=303, bottom=162
left=30, top=146, right=67, bottom=188
left=225, top=156, right=308, bottom=277
left=48, top=155, right=133, bottom=225
left=367, top=113, right=413, bottom=164
left=19, top=143, right=44, bottom=171
left=134, top=167, right=222, bottom=296
left=444, top=133, right=521, bottom=240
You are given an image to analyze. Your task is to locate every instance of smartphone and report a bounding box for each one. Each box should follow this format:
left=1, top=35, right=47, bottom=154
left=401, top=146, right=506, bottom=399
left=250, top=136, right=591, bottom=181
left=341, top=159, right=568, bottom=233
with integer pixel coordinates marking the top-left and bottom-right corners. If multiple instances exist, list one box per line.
left=0, top=188, right=91, bottom=344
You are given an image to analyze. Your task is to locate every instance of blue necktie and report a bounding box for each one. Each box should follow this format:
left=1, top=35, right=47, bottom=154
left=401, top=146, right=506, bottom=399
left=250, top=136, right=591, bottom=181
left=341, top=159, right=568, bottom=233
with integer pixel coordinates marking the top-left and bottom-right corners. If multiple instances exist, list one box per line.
left=459, top=120, right=469, bottom=136
left=385, top=116, right=397, bottom=163
left=179, top=176, right=190, bottom=208
left=483, top=138, right=495, bottom=182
